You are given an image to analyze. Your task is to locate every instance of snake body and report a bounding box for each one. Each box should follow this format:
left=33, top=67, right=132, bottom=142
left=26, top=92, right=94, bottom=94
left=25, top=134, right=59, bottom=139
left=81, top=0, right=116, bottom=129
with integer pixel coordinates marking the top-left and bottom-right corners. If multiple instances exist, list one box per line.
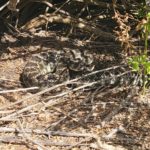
left=21, top=49, right=145, bottom=90
left=21, top=49, right=95, bottom=88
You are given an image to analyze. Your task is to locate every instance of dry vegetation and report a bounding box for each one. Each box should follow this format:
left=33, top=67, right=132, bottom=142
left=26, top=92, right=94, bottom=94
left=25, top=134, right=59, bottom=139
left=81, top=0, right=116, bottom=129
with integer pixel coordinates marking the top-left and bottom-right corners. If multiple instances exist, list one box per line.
left=0, top=0, right=150, bottom=150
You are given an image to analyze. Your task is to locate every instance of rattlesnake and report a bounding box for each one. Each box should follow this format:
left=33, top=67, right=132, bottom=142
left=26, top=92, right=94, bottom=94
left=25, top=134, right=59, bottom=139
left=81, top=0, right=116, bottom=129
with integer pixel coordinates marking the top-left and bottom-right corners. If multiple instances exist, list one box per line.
left=21, top=49, right=95, bottom=89
left=21, top=49, right=145, bottom=90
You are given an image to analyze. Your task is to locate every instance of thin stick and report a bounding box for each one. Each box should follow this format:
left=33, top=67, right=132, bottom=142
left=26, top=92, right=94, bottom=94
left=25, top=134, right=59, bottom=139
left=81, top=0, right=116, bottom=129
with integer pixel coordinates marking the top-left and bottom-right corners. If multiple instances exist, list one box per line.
left=0, top=127, right=94, bottom=137
left=0, top=103, right=40, bottom=121
left=0, top=87, right=39, bottom=94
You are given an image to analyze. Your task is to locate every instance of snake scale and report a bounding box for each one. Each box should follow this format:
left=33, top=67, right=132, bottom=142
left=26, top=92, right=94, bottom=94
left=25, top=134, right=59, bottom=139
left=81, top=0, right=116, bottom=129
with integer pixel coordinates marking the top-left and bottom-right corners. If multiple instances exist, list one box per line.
left=21, top=49, right=145, bottom=90
left=21, top=49, right=95, bottom=89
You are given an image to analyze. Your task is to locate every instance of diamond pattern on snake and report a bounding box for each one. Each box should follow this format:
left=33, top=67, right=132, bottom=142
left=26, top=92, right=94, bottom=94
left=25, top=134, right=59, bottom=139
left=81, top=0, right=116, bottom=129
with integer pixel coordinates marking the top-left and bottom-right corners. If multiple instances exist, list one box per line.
left=21, top=48, right=145, bottom=91
left=21, top=49, right=95, bottom=89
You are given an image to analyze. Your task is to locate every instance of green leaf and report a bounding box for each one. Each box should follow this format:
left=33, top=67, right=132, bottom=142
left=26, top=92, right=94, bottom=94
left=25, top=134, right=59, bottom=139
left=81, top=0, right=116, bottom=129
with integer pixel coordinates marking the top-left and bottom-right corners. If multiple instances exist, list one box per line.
left=132, top=56, right=139, bottom=62
left=131, top=62, right=140, bottom=71
left=147, top=12, right=150, bottom=18
left=147, top=24, right=150, bottom=32
left=146, top=63, right=150, bottom=74
left=128, top=58, right=133, bottom=64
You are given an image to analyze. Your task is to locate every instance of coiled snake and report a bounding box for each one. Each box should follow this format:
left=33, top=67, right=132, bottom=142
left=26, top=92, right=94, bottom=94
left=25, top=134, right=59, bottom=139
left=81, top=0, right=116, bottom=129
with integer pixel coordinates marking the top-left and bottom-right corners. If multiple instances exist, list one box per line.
left=21, top=49, right=95, bottom=89
left=21, top=49, right=145, bottom=90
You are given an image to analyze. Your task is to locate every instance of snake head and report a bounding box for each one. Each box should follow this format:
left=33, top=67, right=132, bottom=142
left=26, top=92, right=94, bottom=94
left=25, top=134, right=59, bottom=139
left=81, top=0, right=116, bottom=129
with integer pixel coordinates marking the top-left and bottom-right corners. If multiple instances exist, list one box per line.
left=63, top=48, right=95, bottom=72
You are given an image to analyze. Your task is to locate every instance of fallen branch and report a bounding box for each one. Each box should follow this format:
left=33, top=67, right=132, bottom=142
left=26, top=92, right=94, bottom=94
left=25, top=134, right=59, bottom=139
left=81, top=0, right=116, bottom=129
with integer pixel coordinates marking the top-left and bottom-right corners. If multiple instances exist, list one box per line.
left=21, top=13, right=115, bottom=41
